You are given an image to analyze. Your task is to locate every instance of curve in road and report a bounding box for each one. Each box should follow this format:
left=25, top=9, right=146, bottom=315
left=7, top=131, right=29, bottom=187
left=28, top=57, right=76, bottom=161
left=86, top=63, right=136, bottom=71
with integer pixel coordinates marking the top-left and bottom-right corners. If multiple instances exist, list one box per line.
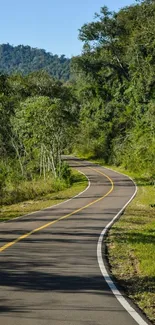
left=0, top=157, right=150, bottom=325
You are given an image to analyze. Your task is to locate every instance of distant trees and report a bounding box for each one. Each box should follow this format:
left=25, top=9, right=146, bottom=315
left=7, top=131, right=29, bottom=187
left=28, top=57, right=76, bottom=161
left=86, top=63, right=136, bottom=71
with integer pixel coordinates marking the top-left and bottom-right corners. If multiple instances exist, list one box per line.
left=0, top=44, right=71, bottom=81
left=0, top=0, right=155, bottom=206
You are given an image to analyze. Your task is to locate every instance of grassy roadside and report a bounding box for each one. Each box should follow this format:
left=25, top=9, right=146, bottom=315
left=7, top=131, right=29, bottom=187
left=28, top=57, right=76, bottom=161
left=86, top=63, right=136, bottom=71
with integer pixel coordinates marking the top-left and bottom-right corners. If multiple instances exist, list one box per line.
left=105, top=166, right=155, bottom=324
left=0, top=170, right=87, bottom=222
left=78, top=156, right=155, bottom=323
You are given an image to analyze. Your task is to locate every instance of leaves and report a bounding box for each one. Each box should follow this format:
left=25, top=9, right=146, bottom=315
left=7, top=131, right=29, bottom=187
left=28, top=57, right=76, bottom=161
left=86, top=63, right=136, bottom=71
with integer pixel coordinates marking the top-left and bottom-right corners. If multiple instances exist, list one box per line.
left=72, top=0, right=155, bottom=176
left=0, top=44, right=70, bottom=81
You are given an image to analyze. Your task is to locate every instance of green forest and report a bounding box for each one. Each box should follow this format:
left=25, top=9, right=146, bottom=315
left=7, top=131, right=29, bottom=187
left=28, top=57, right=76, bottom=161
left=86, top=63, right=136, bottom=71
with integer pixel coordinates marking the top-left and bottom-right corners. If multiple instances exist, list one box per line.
left=0, top=44, right=70, bottom=80
left=0, top=1, right=155, bottom=321
left=0, top=0, right=155, bottom=203
left=0, top=70, right=79, bottom=205
left=72, top=0, right=155, bottom=177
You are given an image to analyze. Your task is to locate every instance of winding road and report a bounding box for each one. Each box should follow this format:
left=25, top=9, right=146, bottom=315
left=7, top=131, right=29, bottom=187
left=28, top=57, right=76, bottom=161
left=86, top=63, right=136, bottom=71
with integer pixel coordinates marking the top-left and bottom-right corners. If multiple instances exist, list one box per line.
left=0, top=157, right=150, bottom=325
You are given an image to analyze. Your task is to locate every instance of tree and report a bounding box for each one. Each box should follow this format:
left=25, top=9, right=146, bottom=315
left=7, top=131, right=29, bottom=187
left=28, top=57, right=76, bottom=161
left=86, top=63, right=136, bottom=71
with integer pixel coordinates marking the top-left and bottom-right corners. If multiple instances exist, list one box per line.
left=12, top=90, right=78, bottom=179
left=71, top=1, right=155, bottom=176
left=0, top=44, right=71, bottom=81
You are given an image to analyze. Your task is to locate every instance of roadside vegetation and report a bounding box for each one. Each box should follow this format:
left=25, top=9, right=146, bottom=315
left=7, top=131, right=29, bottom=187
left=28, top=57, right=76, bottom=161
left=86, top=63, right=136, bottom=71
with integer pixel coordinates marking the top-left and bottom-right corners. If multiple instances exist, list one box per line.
left=71, top=3, right=155, bottom=319
left=105, top=166, right=155, bottom=324
left=0, top=0, right=155, bottom=321
left=0, top=71, right=80, bottom=216
left=78, top=156, right=155, bottom=323
left=0, top=70, right=86, bottom=221
left=72, top=0, right=155, bottom=182
left=0, top=170, right=87, bottom=222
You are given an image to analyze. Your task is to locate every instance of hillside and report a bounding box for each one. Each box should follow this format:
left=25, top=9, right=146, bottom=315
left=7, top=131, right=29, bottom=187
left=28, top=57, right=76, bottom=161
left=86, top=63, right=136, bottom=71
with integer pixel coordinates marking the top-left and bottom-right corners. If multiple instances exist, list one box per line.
left=0, top=44, right=70, bottom=81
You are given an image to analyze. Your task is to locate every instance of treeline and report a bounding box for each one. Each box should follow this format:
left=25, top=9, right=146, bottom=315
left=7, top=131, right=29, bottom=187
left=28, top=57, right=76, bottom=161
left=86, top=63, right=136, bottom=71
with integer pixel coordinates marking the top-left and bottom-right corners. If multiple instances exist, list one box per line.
left=72, top=0, right=155, bottom=179
left=0, top=71, right=78, bottom=204
left=0, top=44, right=70, bottom=81
left=0, top=0, right=155, bottom=206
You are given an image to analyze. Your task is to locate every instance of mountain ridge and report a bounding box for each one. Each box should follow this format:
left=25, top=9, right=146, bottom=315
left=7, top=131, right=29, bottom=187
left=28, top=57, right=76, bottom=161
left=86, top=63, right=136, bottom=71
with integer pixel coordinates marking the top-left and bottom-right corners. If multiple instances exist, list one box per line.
left=0, top=43, right=71, bottom=81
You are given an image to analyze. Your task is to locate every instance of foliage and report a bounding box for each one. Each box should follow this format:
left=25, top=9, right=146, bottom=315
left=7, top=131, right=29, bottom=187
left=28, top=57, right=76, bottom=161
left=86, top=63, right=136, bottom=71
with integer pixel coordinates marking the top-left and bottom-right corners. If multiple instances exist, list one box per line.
left=0, top=71, right=78, bottom=205
left=0, top=170, right=87, bottom=221
left=0, top=0, right=155, bottom=205
left=0, top=44, right=71, bottom=81
left=72, top=0, right=155, bottom=178
left=107, top=180, right=155, bottom=323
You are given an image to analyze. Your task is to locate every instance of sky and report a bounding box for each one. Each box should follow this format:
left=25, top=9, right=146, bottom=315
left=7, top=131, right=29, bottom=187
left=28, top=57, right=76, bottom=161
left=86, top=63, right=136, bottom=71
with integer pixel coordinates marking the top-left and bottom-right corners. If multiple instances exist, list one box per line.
left=1, top=0, right=136, bottom=57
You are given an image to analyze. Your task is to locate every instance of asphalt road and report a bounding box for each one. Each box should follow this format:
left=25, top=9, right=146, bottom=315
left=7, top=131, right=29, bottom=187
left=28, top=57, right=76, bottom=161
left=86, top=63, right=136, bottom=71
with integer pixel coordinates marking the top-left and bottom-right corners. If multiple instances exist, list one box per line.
left=0, top=157, right=150, bottom=325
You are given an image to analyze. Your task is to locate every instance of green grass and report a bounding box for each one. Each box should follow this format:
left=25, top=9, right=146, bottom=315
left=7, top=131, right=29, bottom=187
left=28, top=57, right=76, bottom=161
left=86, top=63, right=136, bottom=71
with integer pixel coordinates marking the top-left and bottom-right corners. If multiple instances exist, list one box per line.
left=106, top=181, right=155, bottom=323
left=0, top=170, right=87, bottom=222
left=76, top=155, right=155, bottom=323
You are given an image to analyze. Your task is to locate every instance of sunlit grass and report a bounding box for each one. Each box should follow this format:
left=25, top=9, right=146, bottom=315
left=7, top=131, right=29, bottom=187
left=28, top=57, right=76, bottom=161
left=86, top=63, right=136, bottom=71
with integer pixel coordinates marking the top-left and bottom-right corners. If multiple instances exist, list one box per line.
left=0, top=170, right=87, bottom=222
left=76, top=155, right=155, bottom=322
left=105, top=170, right=155, bottom=323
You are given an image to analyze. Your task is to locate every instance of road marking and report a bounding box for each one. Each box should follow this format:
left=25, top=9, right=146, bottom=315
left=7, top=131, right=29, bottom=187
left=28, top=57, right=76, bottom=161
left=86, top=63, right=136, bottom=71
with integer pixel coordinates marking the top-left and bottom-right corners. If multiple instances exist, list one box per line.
left=77, top=160, right=148, bottom=324
left=97, top=169, right=148, bottom=325
left=0, top=158, right=149, bottom=324
left=0, top=168, right=114, bottom=253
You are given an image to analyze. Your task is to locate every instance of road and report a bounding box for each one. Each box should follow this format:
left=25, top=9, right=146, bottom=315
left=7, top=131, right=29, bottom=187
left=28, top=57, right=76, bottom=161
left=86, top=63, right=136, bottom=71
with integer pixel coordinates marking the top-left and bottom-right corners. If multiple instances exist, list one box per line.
left=0, top=157, right=150, bottom=325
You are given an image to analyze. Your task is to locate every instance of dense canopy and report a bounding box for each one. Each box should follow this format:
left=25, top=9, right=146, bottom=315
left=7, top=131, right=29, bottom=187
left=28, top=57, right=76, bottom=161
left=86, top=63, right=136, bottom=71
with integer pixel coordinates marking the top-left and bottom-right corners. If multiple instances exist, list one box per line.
left=72, top=0, right=155, bottom=177
left=0, top=44, right=71, bottom=81
left=0, top=0, right=155, bottom=205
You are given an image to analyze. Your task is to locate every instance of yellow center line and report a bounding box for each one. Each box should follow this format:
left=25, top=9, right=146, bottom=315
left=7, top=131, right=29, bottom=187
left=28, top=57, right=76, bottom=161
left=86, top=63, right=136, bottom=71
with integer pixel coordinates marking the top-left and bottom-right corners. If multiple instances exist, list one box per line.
left=0, top=167, right=114, bottom=253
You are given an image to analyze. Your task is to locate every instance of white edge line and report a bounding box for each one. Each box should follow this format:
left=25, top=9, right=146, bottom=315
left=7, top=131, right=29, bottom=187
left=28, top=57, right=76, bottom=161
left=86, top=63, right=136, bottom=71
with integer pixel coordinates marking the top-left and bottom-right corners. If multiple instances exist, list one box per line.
left=97, top=166, right=149, bottom=325
left=5, top=170, right=90, bottom=223
left=3, top=154, right=148, bottom=324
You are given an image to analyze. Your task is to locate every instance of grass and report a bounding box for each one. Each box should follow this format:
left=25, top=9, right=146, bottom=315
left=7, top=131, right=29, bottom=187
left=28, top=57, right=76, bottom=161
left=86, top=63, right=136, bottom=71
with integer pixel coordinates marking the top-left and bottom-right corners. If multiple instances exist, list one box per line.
left=76, top=154, right=155, bottom=323
left=1, top=154, right=155, bottom=321
left=0, top=170, right=87, bottom=222
left=106, top=171, right=155, bottom=324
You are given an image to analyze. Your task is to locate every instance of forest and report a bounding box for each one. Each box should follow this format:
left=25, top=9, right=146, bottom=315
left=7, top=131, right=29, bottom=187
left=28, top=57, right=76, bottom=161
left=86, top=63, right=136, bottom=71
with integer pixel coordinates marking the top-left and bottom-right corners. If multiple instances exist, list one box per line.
left=0, top=44, right=70, bottom=81
left=72, top=0, right=155, bottom=178
left=0, top=1, right=154, bottom=322
left=0, top=0, right=155, bottom=205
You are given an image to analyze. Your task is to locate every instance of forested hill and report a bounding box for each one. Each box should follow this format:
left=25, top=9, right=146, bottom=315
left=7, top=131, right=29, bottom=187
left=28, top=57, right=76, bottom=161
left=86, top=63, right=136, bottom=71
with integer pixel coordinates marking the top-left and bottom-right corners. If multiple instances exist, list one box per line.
left=0, top=0, right=155, bottom=192
left=0, top=44, right=70, bottom=81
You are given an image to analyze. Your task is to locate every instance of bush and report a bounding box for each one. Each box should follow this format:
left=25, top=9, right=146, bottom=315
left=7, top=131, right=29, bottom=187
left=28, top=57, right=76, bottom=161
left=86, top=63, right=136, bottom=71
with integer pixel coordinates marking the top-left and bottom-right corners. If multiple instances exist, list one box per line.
left=59, top=162, right=72, bottom=184
left=0, top=162, right=6, bottom=202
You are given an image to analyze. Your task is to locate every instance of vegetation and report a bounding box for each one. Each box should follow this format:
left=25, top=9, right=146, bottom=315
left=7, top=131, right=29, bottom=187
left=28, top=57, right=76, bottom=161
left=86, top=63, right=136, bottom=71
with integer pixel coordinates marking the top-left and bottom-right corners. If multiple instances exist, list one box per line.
left=70, top=1, right=155, bottom=321
left=0, top=70, right=79, bottom=208
left=1, top=2, right=155, bottom=184
left=77, top=156, right=155, bottom=323
left=72, top=0, right=155, bottom=180
left=105, top=166, right=155, bottom=323
left=0, top=0, right=155, bottom=321
left=0, top=170, right=87, bottom=222
left=0, top=44, right=70, bottom=81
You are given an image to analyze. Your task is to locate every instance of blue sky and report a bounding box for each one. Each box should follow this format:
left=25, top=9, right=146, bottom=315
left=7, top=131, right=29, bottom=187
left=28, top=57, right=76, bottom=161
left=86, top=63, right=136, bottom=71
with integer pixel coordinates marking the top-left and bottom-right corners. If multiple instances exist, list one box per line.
left=1, top=0, right=136, bottom=57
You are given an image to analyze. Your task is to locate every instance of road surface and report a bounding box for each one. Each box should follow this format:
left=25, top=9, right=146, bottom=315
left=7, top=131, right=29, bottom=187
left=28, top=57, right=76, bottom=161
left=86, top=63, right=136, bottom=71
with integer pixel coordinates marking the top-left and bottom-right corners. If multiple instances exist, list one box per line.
left=0, top=157, right=150, bottom=325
